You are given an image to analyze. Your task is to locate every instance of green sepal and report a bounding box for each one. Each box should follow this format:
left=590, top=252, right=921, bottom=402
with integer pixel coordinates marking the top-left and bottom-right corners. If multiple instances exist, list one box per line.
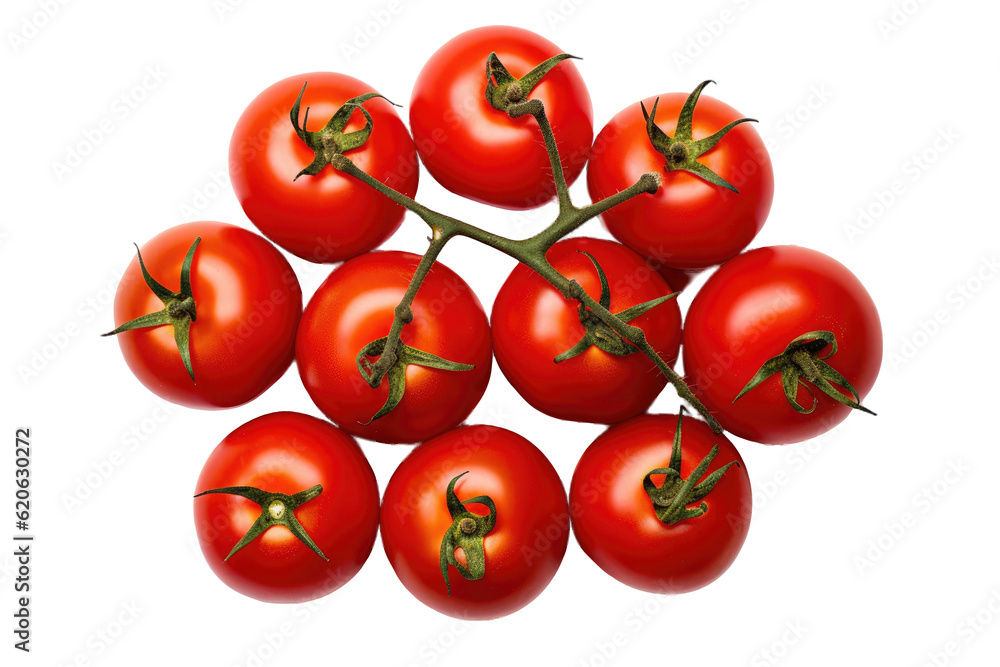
left=290, top=83, right=397, bottom=179
left=554, top=251, right=678, bottom=363
left=485, top=52, right=580, bottom=112
left=356, top=337, right=475, bottom=424
left=642, top=408, right=739, bottom=525
left=641, top=80, right=757, bottom=193
left=733, top=330, right=876, bottom=415
left=193, top=484, right=328, bottom=562
left=103, top=237, right=201, bottom=382
left=438, top=472, right=497, bottom=595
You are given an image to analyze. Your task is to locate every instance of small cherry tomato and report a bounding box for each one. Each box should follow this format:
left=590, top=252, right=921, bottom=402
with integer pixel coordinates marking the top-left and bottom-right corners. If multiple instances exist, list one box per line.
left=409, top=25, right=593, bottom=209
left=570, top=412, right=752, bottom=593
left=193, top=412, right=380, bottom=603
left=491, top=237, right=681, bottom=424
left=381, top=425, right=569, bottom=619
left=296, top=251, right=492, bottom=444
left=230, top=72, right=419, bottom=262
left=683, top=245, right=882, bottom=444
left=107, top=221, right=301, bottom=409
left=588, top=83, right=773, bottom=270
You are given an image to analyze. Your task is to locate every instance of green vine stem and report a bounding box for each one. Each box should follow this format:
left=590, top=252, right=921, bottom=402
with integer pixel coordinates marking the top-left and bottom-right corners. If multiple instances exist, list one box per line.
left=316, top=59, right=725, bottom=433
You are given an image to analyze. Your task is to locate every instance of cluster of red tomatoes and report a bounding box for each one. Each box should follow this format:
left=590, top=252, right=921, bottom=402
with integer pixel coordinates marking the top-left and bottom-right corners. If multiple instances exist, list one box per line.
left=107, top=26, right=881, bottom=619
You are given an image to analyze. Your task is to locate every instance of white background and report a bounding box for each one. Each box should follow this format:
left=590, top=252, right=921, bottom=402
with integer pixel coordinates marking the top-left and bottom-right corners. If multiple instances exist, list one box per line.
left=3, top=0, right=999, bottom=665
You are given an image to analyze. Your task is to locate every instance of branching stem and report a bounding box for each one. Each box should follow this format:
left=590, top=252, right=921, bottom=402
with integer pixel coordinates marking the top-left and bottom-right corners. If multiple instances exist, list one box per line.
left=329, top=98, right=721, bottom=432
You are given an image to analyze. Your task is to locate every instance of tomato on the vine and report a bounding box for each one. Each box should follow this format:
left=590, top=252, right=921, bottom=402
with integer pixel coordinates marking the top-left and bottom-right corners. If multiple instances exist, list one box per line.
left=296, top=251, right=492, bottom=444
left=107, top=221, right=301, bottom=409
left=683, top=245, right=882, bottom=444
left=193, top=412, right=380, bottom=603
left=409, top=25, right=593, bottom=209
left=570, top=412, right=751, bottom=593
left=491, top=237, right=681, bottom=424
left=381, top=425, right=569, bottom=619
left=588, top=83, right=773, bottom=270
left=230, top=72, right=419, bottom=262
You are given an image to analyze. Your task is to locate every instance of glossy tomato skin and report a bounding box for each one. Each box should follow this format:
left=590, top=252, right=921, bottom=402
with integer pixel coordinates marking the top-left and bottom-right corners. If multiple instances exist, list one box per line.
left=409, top=26, right=593, bottom=209
left=657, top=264, right=699, bottom=293
left=230, top=72, right=418, bottom=262
left=683, top=246, right=882, bottom=444
left=112, top=221, right=301, bottom=409
left=588, top=93, right=773, bottom=270
left=296, top=251, right=492, bottom=444
left=381, top=425, right=569, bottom=619
left=193, top=412, right=380, bottom=603
left=491, top=238, right=682, bottom=424
left=570, top=414, right=751, bottom=594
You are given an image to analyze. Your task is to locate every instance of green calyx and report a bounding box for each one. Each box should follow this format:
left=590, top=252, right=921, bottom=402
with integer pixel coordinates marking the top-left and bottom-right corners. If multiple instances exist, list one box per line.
left=643, top=408, right=739, bottom=525
left=555, top=251, right=677, bottom=363
left=194, top=484, right=328, bottom=562
left=290, top=82, right=397, bottom=180
left=103, top=237, right=201, bottom=382
left=734, top=330, right=876, bottom=415
left=438, top=472, right=497, bottom=595
left=356, top=337, right=475, bottom=424
left=642, top=80, right=757, bottom=192
left=485, top=51, right=580, bottom=112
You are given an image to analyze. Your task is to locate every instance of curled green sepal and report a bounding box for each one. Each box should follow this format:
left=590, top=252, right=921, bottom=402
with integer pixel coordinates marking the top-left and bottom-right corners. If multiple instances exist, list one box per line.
left=102, top=237, right=200, bottom=381
left=641, top=80, right=757, bottom=193
left=290, top=82, right=397, bottom=179
left=193, top=484, right=328, bottom=562
left=555, top=251, right=678, bottom=363
left=356, top=337, right=475, bottom=424
left=733, top=330, right=876, bottom=416
left=438, top=472, right=497, bottom=595
left=485, top=52, right=580, bottom=112
left=642, top=408, right=739, bottom=525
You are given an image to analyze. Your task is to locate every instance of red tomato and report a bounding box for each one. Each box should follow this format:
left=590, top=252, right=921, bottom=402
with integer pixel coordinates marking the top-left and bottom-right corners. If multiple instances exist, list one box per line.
left=193, top=412, right=380, bottom=603
left=588, top=91, right=773, bottom=270
left=683, top=246, right=882, bottom=444
left=296, top=251, right=492, bottom=444
left=110, top=221, right=301, bottom=409
left=570, top=413, right=751, bottom=593
left=491, top=237, right=682, bottom=424
left=230, top=72, right=419, bottom=262
left=657, top=264, right=699, bottom=293
left=381, top=425, right=569, bottom=619
left=409, top=26, right=593, bottom=209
